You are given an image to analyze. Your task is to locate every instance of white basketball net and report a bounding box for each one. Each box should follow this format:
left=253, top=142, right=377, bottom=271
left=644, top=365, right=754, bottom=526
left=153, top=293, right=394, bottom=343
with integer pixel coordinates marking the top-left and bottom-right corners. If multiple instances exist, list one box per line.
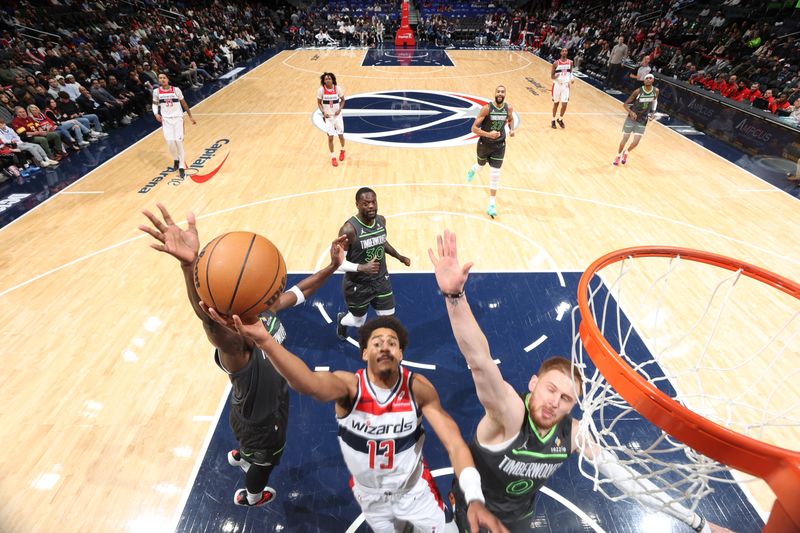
left=570, top=253, right=800, bottom=520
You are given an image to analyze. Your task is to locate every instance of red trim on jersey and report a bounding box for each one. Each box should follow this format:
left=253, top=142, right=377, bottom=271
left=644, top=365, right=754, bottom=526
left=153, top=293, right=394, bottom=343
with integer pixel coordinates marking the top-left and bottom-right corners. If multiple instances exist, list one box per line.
left=158, top=87, right=175, bottom=95
left=421, top=459, right=445, bottom=511
left=355, top=368, right=414, bottom=416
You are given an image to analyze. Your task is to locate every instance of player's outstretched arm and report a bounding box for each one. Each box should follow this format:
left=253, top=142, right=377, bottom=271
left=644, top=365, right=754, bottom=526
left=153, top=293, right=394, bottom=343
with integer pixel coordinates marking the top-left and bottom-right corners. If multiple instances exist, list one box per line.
left=205, top=307, right=353, bottom=403
left=272, top=235, right=347, bottom=312
left=414, top=376, right=509, bottom=533
left=572, top=419, right=715, bottom=533
left=139, top=203, right=249, bottom=364
left=429, top=230, right=520, bottom=425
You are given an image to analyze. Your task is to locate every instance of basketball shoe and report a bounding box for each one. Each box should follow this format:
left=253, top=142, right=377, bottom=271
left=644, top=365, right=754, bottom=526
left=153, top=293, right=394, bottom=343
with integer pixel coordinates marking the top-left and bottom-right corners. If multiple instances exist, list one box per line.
left=551, top=120, right=557, bottom=129
left=466, top=168, right=475, bottom=182
left=613, top=155, right=621, bottom=166
left=336, top=312, right=347, bottom=340
left=227, top=449, right=251, bottom=473
left=487, top=204, right=497, bottom=218
left=170, top=159, right=179, bottom=172
left=339, top=150, right=345, bottom=161
left=621, top=151, right=628, bottom=164
left=234, top=487, right=276, bottom=507
left=557, top=118, right=565, bottom=128
left=331, top=157, right=338, bottom=167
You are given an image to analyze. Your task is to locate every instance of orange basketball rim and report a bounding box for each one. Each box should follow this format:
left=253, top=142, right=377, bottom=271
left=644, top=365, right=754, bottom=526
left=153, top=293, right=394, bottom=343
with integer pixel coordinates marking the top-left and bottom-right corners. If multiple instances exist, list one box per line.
left=576, top=246, right=800, bottom=533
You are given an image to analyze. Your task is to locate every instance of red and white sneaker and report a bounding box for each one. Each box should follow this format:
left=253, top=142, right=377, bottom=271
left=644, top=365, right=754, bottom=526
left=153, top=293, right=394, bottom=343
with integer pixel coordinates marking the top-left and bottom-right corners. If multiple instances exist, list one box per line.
left=339, top=150, right=345, bottom=161
left=227, top=449, right=250, bottom=473
left=612, top=156, right=621, bottom=166
left=234, top=487, right=276, bottom=507
left=331, top=157, right=338, bottom=167
left=621, top=151, right=628, bottom=165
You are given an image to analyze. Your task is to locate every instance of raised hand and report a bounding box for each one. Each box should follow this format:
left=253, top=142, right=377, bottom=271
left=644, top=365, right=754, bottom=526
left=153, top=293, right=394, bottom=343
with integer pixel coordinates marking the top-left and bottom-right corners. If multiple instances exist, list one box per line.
left=139, top=202, right=199, bottom=267
left=428, top=229, right=473, bottom=295
left=330, top=235, right=348, bottom=269
left=466, top=501, right=510, bottom=533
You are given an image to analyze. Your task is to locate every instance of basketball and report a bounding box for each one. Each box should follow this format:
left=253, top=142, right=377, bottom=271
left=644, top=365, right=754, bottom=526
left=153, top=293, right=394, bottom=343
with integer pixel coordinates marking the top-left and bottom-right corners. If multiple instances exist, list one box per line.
left=194, top=231, right=287, bottom=320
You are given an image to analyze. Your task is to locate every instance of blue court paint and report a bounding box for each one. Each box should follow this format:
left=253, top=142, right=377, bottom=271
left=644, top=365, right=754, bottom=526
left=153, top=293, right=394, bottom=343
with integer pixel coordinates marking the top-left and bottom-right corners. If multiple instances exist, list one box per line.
left=361, top=48, right=454, bottom=67
left=175, top=273, right=762, bottom=532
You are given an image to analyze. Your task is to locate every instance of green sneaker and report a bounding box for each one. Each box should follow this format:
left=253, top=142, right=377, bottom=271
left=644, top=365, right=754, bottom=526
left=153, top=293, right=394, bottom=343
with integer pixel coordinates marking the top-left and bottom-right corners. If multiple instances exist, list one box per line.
left=487, top=204, right=497, bottom=218
left=466, top=168, right=475, bottom=182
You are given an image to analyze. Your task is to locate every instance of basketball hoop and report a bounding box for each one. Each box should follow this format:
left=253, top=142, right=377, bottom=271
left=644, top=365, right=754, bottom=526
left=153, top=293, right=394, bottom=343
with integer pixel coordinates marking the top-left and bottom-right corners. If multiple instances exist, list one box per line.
left=573, top=246, right=800, bottom=532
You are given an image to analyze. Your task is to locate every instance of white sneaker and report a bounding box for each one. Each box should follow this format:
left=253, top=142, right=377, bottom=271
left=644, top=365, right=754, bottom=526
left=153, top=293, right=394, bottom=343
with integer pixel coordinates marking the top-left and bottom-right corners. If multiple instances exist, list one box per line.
left=78, top=141, right=90, bottom=147
left=46, top=158, right=59, bottom=166
left=38, top=160, right=52, bottom=167
left=96, top=131, right=109, bottom=138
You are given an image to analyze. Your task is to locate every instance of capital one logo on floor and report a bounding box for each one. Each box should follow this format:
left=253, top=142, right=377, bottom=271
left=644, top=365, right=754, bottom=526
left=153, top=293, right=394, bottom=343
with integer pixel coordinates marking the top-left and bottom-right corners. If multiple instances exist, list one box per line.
left=312, top=90, right=520, bottom=148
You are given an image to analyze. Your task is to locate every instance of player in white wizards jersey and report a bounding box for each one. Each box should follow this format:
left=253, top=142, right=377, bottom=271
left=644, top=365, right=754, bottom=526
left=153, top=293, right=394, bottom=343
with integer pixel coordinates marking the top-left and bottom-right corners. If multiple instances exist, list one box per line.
left=317, top=72, right=346, bottom=167
left=550, top=48, right=574, bottom=129
left=152, top=73, right=195, bottom=178
left=204, top=312, right=509, bottom=533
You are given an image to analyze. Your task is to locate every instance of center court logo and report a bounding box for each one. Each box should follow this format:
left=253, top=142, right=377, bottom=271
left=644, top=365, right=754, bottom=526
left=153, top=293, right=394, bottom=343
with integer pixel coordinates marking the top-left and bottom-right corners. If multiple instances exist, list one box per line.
left=311, top=90, right=520, bottom=148
left=138, top=139, right=230, bottom=194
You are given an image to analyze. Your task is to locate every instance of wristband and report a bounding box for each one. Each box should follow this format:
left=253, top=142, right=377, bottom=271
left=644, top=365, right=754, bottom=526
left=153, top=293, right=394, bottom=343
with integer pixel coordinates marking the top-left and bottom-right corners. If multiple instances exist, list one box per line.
left=338, top=259, right=359, bottom=273
left=287, top=285, right=304, bottom=306
left=459, top=466, right=485, bottom=505
left=442, top=289, right=465, bottom=299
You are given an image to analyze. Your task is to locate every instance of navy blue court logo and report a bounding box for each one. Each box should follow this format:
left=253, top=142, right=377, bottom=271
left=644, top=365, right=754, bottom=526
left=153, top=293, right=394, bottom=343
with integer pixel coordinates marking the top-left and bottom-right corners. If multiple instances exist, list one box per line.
left=312, top=90, right=521, bottom=148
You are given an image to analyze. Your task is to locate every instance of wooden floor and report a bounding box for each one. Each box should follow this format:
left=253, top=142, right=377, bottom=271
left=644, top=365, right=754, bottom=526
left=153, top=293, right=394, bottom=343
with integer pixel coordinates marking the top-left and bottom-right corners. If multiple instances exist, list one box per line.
left=1, top=49, right=798, bottom=532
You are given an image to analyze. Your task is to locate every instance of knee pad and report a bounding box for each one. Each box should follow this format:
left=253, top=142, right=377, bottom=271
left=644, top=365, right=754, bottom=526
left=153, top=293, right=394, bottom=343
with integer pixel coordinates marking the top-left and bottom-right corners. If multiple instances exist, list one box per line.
left=489, top=167, right=501, bottom=190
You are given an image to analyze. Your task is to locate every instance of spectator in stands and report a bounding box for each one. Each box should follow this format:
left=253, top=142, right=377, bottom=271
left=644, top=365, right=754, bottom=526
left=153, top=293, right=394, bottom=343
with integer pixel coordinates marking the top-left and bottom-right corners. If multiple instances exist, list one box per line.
left=44, top=97, right=100, bottom=145
left=63, top=74, right=83, bottom=100
left=769, top=93, right=791, bottom=115
left=630, top=55, right=652, bottom=82
left=89, top=79, right=131, bottom=125
left=28, top=103, right=87, bottom=151
left=11, top=105, right=65, bottom=160
left=76, top=85, right=118, bottom=127
left=57, top=91, right=107, bottom=137
left=0, top=116, right=58, bottom=168
left=46, top=78, right=62, bottom=100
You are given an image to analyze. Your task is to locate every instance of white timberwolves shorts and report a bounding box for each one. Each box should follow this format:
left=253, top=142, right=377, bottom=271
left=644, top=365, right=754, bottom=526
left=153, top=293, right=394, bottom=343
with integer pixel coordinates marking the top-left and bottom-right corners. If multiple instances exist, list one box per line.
left=162, top=117, right=184, bottom=142
left=552, top=82, right=570, bottom=103
left=325, top=114, right=344, bottom=136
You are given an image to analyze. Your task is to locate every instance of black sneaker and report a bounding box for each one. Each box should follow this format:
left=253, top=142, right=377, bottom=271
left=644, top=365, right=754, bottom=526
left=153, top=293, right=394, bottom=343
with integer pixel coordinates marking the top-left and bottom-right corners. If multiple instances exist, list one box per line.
left=336, top=312, right=347, bottom=340
left=234, top=487, right=276, bottom=507
left=179, top=167, right=185, bottom=178
left=551, top=120, right=557, bottom=129
left=170, top=159, right=179, bottom=172
left=557, top=119, right=565, bottom=129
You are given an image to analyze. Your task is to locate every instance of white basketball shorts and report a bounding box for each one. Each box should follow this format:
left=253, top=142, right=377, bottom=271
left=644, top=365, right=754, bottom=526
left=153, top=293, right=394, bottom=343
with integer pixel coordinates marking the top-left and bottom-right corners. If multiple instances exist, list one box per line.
left=161, top=117, right=184, bottom=142
left=552, top=82, right=570, bottom=103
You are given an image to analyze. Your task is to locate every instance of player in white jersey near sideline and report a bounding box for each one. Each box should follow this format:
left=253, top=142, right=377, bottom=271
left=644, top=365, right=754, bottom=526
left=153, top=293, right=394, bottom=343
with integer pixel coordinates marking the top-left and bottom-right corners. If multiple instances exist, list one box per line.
left=550, top=48, right=574, bottom=129
left=317, top=71, right=346, bottom=167
left=204, top=309, right=509, bottom=533
left=152, top=73, right=196, bottom=177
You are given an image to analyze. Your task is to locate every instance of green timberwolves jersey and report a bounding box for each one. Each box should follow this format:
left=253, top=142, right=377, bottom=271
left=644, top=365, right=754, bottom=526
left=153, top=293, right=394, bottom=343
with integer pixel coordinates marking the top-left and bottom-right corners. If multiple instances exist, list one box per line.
left=633, top=86, right=656, bottom=123
left=345, top=215, right=388, bottom=283
left=480, top=101, right=508, bottom=143
left=457, top=393, right=573, bottom=523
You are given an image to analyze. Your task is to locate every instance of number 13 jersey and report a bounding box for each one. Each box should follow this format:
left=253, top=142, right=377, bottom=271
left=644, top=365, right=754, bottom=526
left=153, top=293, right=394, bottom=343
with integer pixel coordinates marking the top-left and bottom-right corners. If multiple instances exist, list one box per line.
left=337, top=367, right=425, bottom=490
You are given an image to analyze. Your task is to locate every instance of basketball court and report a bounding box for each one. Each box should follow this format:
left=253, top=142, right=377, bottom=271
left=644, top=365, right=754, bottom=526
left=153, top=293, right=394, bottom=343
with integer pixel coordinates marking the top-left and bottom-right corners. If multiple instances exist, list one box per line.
left=0, top=46, right=798, bottom=532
